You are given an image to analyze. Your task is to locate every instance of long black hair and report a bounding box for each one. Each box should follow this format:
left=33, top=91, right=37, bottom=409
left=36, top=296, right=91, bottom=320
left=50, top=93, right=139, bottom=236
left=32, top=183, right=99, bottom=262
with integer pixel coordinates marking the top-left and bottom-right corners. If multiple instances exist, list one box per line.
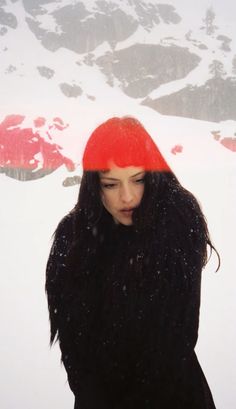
left=69, top=169, right=220, bottom=272
left=46, top=117, right=220, bottom=347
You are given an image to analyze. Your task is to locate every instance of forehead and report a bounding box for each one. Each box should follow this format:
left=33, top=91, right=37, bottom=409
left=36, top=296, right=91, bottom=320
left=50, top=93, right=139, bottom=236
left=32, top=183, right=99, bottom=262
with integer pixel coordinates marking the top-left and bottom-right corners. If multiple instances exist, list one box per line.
left=99, top=164, right=144, bottom=179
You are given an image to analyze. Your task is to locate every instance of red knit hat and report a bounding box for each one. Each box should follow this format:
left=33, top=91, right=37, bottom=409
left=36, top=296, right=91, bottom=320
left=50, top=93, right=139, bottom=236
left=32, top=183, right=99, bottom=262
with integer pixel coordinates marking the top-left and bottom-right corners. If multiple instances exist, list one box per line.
left=82, top=117, right=170, bottom=171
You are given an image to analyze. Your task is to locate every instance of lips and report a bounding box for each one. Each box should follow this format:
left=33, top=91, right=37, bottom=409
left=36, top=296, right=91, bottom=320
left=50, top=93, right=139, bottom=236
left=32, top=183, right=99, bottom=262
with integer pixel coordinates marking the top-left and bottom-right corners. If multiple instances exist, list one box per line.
left=120, top=208, right=134, bottom=216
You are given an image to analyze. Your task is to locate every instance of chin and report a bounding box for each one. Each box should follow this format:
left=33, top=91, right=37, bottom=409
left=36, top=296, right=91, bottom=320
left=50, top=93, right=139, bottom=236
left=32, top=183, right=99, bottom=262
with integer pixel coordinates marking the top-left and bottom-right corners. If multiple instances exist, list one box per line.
left=118, top=217, right=133, bottom=226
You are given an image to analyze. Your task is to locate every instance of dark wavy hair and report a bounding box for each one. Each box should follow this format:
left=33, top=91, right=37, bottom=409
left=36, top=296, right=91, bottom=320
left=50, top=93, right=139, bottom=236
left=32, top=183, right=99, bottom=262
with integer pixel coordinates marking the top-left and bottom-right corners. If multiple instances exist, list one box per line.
left=70, top=116, right=220, bottom=271
left=46, top=117, right=220, bottom=346
left=70, top=169, right=220, bottom=270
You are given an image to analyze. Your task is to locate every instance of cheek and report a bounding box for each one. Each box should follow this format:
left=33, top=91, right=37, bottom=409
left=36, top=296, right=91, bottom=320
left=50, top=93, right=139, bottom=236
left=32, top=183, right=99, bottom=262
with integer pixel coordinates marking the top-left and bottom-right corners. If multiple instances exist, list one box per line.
left=101, top=191, right=111, bottom=209
left=100, top=191, right=106, bottom=206
left=101, top=191, right=118, bottom=213
left=137, top=185, right=145, bottom=201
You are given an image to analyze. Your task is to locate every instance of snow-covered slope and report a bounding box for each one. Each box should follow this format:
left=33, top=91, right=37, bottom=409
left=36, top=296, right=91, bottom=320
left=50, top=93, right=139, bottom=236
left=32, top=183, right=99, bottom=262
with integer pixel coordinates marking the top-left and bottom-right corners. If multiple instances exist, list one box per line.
left=0, top=1, right=236, bottom=409
left=1, top=137, right=235, bottom=409
left=1, top=0, right=236, bottom=182
left=1, top=0, right=236, bottom=124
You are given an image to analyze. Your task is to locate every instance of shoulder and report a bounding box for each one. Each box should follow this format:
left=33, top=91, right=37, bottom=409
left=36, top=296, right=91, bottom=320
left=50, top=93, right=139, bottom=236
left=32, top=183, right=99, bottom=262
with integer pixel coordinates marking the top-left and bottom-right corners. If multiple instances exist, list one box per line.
left=49, top=211, right=76, bottom=261
left=54, top=210, right=75, bottom=237
left=54, top=210, right=77, bottom=242
left=158, top=187, right=207, bottom=262
left=166, top=187, right=205, bottom=230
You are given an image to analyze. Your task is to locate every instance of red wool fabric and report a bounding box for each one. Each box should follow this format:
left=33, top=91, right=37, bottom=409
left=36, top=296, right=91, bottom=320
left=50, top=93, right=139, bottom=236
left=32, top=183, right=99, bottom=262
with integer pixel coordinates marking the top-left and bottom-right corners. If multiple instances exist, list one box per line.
left=82, top=117, right=170, bottom=171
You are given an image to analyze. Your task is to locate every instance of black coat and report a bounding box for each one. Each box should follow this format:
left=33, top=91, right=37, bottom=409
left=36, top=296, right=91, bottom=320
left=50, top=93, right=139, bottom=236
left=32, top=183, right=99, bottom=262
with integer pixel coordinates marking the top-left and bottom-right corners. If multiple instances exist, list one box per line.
left=46, top=201, right=216, bottom=409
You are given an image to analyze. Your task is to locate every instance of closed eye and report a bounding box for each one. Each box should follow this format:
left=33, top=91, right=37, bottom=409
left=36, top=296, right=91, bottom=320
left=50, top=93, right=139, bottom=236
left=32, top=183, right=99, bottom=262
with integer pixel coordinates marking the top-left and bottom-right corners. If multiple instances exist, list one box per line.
left=101, top=183, right=117, bottom=189
left=134, top=178, right=145, bottom=184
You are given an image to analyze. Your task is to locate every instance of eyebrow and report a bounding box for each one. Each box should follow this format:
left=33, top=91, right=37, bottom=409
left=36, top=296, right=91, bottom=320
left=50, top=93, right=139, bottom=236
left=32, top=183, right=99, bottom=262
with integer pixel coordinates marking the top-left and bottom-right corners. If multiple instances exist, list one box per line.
left=100, top=171, right=145, bottom=181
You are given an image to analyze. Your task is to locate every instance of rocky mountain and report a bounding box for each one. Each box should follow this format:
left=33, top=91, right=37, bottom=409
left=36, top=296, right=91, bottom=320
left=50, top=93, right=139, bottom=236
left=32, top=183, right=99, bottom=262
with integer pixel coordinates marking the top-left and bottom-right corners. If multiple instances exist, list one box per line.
left=0, top=114, right=74, bottom=180
left=143, top=77, right=236, bottom=122
left=0, top=0, right=236, bottom=181
left=24, top=1, right=181, bottom=53
left=96, top=44, right=200, bottom=98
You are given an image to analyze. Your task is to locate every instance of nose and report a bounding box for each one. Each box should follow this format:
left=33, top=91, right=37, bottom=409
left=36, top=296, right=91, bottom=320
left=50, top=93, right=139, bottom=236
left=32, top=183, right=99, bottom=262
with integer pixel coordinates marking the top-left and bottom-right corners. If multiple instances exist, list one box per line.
left=120, top=184, right=134, bottom=204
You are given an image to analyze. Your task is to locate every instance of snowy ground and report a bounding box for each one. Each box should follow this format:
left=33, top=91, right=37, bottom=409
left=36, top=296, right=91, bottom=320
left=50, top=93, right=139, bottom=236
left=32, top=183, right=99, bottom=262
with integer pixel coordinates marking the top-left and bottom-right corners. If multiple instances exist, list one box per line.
left=1, top=113, right=236, bottom=409
left=1, top=0, right=236, bottom=407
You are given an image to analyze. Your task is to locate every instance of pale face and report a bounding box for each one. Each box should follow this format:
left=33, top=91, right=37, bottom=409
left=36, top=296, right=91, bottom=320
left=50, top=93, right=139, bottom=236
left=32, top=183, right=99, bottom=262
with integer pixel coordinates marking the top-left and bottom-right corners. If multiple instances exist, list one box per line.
left=99, top=164, right=145, bottom=226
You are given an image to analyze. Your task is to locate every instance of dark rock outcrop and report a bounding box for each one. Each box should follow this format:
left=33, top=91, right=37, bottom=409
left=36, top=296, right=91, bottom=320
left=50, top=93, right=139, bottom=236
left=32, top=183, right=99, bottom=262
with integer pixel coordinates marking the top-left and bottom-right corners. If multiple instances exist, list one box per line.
left=96, top=44, right=200, bottom=98
left=143, top=77, right=236, bottom=122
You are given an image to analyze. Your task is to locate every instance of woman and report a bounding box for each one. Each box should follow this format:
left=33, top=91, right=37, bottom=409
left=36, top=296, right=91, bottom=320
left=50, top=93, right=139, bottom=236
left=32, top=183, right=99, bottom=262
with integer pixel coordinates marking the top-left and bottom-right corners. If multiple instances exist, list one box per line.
left=46, top=117, right=219, bottom=409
